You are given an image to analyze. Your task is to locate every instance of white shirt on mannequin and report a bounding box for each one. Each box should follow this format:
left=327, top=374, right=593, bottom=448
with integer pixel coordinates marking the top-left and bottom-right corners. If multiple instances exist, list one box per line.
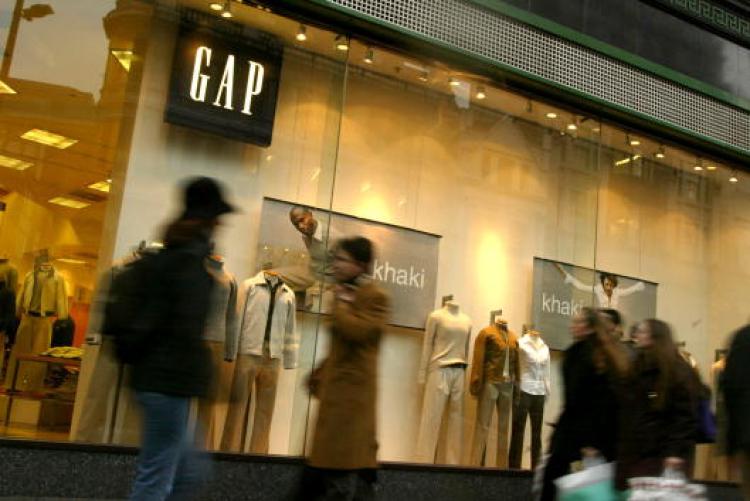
left=518, top=334, right=551, bottom=396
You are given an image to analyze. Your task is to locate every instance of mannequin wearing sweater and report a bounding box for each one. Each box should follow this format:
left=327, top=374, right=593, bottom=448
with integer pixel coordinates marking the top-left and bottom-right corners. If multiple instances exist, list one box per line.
left=5, top=257, right=68, bottom=391
left=509, top=328, right=551, bottom=469
left=197, top=255, right=238, bottom=449
left=415, top=300, right=472, bottom=464
left=468, top=316, right=519, bottom=467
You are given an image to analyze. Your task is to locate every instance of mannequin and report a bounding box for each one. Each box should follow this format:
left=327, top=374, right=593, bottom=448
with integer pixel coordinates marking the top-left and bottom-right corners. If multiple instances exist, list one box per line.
left=221, top=270, right=298, bottom=454
left=5, top=252, right=68, bottom=391
left=509, top=327, right=550, bottom=469
left=197, top=254, right=238, bottom=449
left=415, top=299, right=472, bottom=464
left=0, top=257, right=17, bottom=376
left=70, top=242, right=163, bottom=446
left=468, top=313, right=519, bottom=468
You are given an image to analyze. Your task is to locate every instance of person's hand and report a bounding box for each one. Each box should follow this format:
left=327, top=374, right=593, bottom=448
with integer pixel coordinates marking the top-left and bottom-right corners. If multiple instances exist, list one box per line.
left=664, top=457, right=685, bottom=470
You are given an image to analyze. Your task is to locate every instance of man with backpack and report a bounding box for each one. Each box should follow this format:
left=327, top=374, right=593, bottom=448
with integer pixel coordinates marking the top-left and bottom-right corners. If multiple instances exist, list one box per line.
left=105, top=177, right=236, bottom=501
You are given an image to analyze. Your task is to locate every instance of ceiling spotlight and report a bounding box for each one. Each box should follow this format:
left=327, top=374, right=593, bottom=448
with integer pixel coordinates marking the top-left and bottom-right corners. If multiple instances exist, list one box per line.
left=545, top=112, right=557, bottom=119
left=706, top=164, right=717, bottom=171
left=449, top=77, right=461, bottom=87
left=335, top=35, right=349, bottom=51
left=730, top=173, right=739, bottom=183
left=655, top=146, right=666, bottom=159
left=209, top=2, right=223, bottom=10
left=220, top=7, right=232, bottom=18
left=630, top=139, right=640, bottom=146
left=475, top=86, right=486, bottom=100
left=364, top=48, right=374, bottom=64
left=694, top=165, right=704, bottom=172
left=566, top=123, right=578, bottom=131
left=418, top=71, right=429, bottom=82
left=296, top=25, right=307, bottom=42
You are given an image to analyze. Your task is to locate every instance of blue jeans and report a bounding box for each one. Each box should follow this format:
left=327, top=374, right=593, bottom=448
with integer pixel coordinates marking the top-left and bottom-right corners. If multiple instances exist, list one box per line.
left=130, top=391, right=211, bottom=501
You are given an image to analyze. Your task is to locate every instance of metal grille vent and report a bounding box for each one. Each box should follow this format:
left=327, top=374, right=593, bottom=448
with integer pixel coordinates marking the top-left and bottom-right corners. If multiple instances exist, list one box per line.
left=326, top=0, right=750, bottom=155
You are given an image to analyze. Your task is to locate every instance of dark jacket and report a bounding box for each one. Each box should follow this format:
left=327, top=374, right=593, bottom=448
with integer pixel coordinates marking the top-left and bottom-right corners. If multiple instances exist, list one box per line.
left=130, top=234, right=214, bottom=398
left=550, top=335, right=621, bottom=461
left=615, top=351, right=698, bottom=489
left=722, top=325, right=750, bottom=455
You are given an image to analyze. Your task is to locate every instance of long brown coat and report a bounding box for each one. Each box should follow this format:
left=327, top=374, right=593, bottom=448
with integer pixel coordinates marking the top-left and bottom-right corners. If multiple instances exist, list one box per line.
left=308, top=281, right=390, bottom=470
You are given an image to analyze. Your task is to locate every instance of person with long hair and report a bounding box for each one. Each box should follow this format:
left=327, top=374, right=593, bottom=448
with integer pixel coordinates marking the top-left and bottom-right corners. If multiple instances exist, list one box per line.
left=539, top=307, right=630, bottom=501
left=615, top=319, right=698, bottom=490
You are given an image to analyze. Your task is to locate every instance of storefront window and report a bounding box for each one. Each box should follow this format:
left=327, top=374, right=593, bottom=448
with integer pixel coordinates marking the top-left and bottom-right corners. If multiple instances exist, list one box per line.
left=0, top=0, right=744, bottom=481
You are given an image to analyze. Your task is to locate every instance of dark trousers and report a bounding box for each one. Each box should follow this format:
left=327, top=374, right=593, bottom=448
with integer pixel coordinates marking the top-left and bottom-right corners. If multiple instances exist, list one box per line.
left=297, top=466, right=377, bottom=501
left=509, top=391, right=545, bottom=469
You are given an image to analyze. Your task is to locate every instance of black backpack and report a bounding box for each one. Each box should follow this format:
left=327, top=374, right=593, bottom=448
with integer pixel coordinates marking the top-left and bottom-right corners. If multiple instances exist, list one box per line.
left=102, top=250, right=164, bottom=364
left=51, top=317, right=75, bottom=347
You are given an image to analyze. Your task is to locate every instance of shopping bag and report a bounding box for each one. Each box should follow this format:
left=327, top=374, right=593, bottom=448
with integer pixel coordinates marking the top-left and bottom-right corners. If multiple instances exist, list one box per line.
left=554, top=461, right=618, bottom=501
left=628, top=469, right=707, bottom=501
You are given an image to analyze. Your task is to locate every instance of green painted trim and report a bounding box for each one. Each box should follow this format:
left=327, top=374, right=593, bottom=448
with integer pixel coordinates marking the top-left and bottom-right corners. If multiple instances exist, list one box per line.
left=466, top=0, right=750, bottom=112
left=650, top=0, right=750, bottom=45
left=303, top=0, right=750, bottom=159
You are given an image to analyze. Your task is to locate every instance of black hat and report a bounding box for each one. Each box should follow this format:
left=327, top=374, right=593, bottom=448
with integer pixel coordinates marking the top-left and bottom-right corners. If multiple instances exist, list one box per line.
left=180, top=177, right=237, bottom=220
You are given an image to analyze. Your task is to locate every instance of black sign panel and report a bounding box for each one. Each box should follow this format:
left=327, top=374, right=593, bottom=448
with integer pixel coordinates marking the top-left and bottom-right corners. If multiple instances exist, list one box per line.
left=166, top=20, right=283, bottom=146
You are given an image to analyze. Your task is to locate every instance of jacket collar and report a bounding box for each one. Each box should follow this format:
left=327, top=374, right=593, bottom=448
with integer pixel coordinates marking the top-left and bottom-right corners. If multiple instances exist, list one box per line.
left=248, top=271, right=288, bottom=289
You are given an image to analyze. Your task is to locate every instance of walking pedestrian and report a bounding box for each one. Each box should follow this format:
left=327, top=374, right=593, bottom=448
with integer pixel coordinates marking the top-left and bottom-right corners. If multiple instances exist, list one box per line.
left=299, top=237, right=390, bottom=500
left=539, top=307, right=630, bottom=501
left=615, top=319, right=698, bottom=491
left=127, top=177, right=236, bottom=500
left=722, top=324, right=750, bottom=499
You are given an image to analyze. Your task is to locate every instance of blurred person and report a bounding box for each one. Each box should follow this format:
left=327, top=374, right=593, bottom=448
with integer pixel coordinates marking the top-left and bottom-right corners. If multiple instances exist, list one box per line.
left=539, top=308, right=630, bottom=501
left=600, top=308, right=637, bottom=361
left=128, top=177, right=236, bottom=501
left=299, top=237, right=390, bottom=500
left=615, top=319, right=698, bottom=491
left=721, top=324, right=750, bottom=499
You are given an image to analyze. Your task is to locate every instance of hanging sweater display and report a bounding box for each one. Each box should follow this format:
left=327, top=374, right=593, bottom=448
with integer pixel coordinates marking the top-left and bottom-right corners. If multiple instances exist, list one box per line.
left=221, top=271, right=298, bottom=453
left=416, top=302, right=472, bottom=464
left=197, top=256, right=239, bottom=449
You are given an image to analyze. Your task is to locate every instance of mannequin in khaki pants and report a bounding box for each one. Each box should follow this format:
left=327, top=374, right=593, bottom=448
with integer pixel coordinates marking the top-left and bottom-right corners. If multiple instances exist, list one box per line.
left=469, top=315, right=519, bottom=468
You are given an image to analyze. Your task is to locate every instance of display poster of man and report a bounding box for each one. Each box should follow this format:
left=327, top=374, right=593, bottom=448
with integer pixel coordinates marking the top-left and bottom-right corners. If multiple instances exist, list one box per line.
left=531, top=257, right=657, bottom=350
left=257, top=198, right=440, bottom=329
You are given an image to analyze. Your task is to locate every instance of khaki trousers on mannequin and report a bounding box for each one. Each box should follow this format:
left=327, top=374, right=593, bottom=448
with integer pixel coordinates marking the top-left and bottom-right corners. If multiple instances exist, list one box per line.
left=470, top=381, right=513, bottom=468
left=4, top=315, right=52, bottom=391
left=415, top=366, right=465, bottom=464
left=196, top=341, right=225, bottom=450
left=221, top=354, right=280, bottom=453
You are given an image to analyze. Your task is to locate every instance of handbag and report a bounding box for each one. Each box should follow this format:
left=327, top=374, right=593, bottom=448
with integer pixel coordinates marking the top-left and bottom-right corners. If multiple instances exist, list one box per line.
left=554, top=459, right=618, bottom=501
left=695, top=397, right=717, bottom=444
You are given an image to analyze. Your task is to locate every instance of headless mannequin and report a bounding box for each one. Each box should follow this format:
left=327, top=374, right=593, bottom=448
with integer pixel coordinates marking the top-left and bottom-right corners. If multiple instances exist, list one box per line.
left=509, top=328, right=550, bottom=469
left=416, top=299, right=472, bottom=464
left=469, top=315, right=519, bottom=467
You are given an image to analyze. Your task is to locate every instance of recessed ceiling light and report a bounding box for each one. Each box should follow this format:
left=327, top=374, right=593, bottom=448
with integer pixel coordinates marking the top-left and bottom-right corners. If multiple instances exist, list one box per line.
left=730, top=173, right=739, bottom=183
left=221, top=9, right=232, bottom=18
left=449, top=77, right=460, bottom=87
left=694, top=165, right=704, bottom=171
left=21, top=128, right=77, bottom=149
left=49, top=197, right=89, bottom=209
left=545, top=112, right=557, bottom=119
left=475, top=86, right=486, bottom=100
left=418, top=71, right=429, bottom=82
left=364, top=48, right=374, bottom=64
left=566, top=123, right=578, bottom=131
left=0, top=79, right=16, bottom=95
left=296, top=25, right=307, bottom=42
left=655, top=152, right=665, bottom=159
left=706, top=165, right=717, bottom=171
left=88, top=180, right=111, bottom=193
left=335, top=35, right=349, bottom=51
left=0, top=154, right=33, bottom=171
left=209, top=2, right=223, bottom=10
left=614, top=154, right=641, bottom=166
left=111, top=50, right=133, bottom=71
left=630, top=139, right=641, bottom=146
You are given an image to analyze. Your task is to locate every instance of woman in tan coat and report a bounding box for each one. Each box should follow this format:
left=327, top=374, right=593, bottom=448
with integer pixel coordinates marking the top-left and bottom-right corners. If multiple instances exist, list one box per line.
left=300, top=236, right=390, bottom=500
